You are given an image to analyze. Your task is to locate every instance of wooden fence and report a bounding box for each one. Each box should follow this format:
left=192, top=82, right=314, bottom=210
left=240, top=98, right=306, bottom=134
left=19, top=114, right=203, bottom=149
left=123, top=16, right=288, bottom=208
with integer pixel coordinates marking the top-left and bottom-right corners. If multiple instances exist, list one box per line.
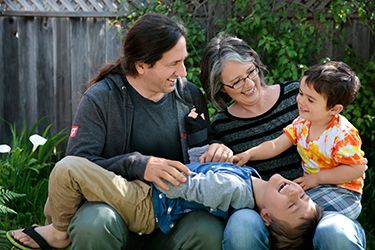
left=0, top=15, right=125, bottom=144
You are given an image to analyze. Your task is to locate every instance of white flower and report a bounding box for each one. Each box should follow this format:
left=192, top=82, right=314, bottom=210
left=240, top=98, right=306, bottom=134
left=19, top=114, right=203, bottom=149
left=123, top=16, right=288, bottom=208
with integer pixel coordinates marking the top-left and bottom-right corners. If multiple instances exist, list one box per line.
left=29, top=134, right=47, bottom=152
left=0, top=144, right=11, bottom=153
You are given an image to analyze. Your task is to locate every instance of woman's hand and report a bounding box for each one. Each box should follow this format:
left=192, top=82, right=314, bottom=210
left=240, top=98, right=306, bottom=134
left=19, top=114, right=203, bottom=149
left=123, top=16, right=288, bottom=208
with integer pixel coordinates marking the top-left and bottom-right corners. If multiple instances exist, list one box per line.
left=199, top=143, right=233, bottom=163
left=144, top=157, right=191, bottom=191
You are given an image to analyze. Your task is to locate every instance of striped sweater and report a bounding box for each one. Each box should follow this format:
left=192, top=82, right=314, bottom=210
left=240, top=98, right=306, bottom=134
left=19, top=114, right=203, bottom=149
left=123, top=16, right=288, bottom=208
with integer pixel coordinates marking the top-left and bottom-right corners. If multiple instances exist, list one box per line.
left=212, top=81, right=303, bottom=180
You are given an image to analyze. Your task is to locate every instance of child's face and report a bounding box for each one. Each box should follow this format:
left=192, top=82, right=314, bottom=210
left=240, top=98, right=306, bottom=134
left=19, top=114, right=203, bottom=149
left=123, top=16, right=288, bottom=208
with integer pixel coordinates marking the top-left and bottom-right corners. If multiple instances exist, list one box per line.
left=296, top=77, right=332, bottom=123
left=261, top=174, right=316, bottom=228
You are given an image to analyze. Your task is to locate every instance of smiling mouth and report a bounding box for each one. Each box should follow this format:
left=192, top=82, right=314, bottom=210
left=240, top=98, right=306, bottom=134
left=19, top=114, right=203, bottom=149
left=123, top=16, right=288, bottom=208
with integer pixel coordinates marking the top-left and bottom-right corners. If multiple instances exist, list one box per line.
left=168, top=78, right=177, bottom=83
left=299, top=107, right=308, bottom=112
left=279, top=182, right=290, bottom=193
left=243, top=87, right=255, bottom=95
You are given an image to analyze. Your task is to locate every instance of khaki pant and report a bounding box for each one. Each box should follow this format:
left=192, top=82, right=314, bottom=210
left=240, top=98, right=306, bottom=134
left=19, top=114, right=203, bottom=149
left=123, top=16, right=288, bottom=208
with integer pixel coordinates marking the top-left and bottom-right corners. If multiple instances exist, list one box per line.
left=44, top=156, right=156, bottom=234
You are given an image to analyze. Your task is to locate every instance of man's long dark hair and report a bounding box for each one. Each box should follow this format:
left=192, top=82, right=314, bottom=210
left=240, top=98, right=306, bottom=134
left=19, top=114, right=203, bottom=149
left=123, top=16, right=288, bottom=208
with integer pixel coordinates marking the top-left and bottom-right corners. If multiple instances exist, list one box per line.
left=89, top=13, right=187, bottom=86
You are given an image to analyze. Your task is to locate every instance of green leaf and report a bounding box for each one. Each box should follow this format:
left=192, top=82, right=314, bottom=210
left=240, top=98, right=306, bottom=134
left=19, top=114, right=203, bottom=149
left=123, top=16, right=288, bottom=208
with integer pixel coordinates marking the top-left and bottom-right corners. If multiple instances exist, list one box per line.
left=280, top=56, right=289, bottom=65
left=353, top=109, right=362, bottom=117
left=255, top=16, right=261, bottom=25
left=258, top=39, right=265, bottom=47
left=287, top=50, right=297, bottom=58
left=278, top=49, right=285, bottom=56
left=178, top=7, right=185, bottom=13
left=265, top=43, right=270, bottom=51
left=346, top=104, right=354, bottom=112
left=28, top=158, right=38, bottom=165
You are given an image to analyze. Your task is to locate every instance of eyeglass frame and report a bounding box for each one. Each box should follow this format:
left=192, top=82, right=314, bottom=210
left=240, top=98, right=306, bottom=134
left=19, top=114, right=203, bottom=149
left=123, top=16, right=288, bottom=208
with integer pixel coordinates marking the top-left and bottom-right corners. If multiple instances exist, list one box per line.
left=222, top=66, right=259, bottom=90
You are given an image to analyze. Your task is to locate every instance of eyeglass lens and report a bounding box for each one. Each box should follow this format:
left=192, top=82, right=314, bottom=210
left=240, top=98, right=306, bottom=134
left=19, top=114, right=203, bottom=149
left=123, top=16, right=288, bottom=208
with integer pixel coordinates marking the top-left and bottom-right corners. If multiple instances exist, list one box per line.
left=232, top=67, right=258, bottom=89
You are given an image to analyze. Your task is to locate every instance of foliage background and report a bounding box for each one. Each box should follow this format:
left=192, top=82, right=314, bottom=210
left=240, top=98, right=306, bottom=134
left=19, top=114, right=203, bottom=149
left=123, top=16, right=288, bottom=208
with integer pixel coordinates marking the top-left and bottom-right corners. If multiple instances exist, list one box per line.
left=0, top=0, right=374, bottom=249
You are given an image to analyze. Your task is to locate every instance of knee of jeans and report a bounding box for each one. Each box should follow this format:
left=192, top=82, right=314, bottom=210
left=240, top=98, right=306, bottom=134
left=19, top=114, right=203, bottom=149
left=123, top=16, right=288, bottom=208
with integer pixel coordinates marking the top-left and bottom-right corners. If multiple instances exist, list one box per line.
left=315, top=212, right=349, bottom=240
left=314, top=212, right=366, bottom=249
left=68, top=203, right=127, bottom=239
left=226, top=209, right=266, bottom=235
left=224, top=209, right=269, bottom=248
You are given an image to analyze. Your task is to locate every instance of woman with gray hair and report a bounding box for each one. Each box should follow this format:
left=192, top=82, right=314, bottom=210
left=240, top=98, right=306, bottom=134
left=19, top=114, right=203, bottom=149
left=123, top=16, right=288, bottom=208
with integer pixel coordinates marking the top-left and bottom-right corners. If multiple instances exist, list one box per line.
left=199, top=34, right=366, bottom=250
left=200, top=34, right=302, bottom=181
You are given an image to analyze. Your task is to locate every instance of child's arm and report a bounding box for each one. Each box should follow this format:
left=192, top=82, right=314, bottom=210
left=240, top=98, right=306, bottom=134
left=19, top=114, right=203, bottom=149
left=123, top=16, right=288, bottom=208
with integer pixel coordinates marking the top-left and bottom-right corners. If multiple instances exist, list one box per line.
left=233, top=133, right=293, bottom=166
left=153, top=170, right=255, bottom=211
left=294, top=163, right=367, bottom=190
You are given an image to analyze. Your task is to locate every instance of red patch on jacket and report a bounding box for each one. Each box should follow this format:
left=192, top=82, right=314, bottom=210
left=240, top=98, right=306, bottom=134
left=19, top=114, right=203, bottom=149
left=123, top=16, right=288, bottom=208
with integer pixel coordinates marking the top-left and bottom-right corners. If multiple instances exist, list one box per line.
left=70, top=126, right=79, bottom=137
left=180, top=133, right=187, bottom=139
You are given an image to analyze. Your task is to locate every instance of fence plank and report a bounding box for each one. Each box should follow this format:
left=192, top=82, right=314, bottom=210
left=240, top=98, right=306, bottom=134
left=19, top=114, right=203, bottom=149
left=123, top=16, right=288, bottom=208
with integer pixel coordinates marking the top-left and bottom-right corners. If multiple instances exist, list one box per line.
left=0, top=17, right=19, bottom=143
left=88, top=18, right=106, bottom=80
left=106, top=22, right=124, bottom=62
left=332, top=19, right=372, bottom=60
left=0, top=18, right=5, bottom=141
left=35, top=17, right=55, bottom=134
left=52, top=18, right=72, bottom=136
left=70, top=17, right=89, bottom=119
left=352, top=20, right=371, bottom=60
left=18, top=16, right=38, bottom=133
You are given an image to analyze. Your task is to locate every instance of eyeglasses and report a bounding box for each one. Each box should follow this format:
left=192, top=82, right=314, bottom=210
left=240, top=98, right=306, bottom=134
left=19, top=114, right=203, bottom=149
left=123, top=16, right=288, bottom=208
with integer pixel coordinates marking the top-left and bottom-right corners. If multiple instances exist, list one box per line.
left=222, top=67, right=259, bottom=90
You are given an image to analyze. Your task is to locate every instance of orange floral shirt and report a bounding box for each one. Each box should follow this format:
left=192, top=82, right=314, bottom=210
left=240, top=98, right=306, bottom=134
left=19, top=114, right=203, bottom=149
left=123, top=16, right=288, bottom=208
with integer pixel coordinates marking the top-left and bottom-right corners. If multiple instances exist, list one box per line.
left=283, top=114, right=365, bottom=194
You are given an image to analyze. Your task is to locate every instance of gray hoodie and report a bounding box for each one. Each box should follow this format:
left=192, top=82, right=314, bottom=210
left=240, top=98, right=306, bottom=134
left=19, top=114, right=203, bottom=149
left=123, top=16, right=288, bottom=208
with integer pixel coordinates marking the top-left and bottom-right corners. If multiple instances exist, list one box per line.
left=66, top=74, right=213, bottom=181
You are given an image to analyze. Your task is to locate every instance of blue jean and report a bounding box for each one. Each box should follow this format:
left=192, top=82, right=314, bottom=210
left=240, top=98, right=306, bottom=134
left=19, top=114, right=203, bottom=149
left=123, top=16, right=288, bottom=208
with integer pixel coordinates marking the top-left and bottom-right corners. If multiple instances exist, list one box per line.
left=223, top=209, right=366, bottom=250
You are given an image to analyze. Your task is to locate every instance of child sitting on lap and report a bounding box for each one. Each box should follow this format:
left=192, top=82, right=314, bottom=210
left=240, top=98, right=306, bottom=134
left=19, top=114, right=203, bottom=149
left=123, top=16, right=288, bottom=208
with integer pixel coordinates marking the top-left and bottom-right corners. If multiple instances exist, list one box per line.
left=234, top=61, right=367, bottom=220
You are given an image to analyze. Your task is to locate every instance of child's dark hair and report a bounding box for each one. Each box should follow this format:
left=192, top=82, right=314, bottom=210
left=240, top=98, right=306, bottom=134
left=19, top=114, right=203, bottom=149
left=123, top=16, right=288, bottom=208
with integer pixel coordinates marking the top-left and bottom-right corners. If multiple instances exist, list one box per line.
left=303, top=61, right=360, bottom=110
left=268, top=204, right=324, bottom=250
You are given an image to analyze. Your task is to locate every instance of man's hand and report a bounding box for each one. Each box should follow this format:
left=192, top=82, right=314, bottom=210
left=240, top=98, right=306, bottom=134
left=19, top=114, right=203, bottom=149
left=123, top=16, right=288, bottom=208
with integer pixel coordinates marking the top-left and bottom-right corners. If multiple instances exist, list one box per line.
left=144, top=157, right=191, bottom=191
left=199, top=143, right=233, bottom=163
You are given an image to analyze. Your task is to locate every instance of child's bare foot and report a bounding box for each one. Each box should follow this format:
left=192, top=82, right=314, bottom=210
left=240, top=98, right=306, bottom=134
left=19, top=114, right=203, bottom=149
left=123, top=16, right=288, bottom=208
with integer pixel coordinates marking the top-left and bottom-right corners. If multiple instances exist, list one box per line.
left=11, top=224, right=70, bottom=249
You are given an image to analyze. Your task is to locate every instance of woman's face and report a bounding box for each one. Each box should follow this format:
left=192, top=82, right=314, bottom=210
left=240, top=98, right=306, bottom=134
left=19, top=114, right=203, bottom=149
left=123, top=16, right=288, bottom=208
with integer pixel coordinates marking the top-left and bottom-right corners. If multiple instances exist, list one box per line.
left=220, top=61, right=262, bottom=107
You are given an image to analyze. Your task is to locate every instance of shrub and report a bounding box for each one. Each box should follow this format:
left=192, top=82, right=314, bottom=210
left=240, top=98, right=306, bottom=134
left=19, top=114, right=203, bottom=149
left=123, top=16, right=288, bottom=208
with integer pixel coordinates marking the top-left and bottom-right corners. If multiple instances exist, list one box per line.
left=0, top=118, right=67, bottom=232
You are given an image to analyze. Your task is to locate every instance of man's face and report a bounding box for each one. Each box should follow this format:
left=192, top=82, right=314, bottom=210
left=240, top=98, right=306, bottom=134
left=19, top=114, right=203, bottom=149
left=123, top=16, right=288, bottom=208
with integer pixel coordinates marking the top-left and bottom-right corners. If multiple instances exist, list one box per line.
left=261, top=174, right=316, bottom=228
left=142, top=36, right=188, bottom=97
